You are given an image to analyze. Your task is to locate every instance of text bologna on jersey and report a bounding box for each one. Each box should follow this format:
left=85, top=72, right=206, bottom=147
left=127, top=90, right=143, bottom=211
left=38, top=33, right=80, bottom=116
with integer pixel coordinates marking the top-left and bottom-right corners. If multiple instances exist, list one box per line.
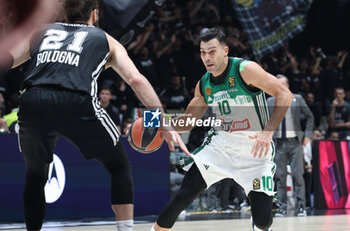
left=36, top=50, right=80, bottom=67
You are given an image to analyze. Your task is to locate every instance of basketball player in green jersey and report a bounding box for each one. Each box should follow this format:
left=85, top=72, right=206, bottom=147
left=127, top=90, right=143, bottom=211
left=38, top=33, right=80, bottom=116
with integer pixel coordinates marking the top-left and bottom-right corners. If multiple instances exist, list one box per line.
left=151, top=28, right=293, bottom=231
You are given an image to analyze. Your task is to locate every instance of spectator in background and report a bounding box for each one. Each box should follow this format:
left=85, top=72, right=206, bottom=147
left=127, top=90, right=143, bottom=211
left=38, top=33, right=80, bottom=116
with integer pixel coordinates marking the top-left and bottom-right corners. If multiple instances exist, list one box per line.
left=320, top=55, right=346, bottom=103
left=98, top=86, right=121, bottom=132
left=169, top=147, right=186, bottom=199
left=110, top=79, right=137, bottom=123
left=0, top=101, right=8, bottom=133
left=122, top=118, right=134, bottom=136
left=327, top=87, right=350, bottom=140
left=345, top=89, right=350, bottom=103
left=3, top=93, right=19, bottom=133
left=305, top=92, right=323, bottom=128
left=225, top=25, right=249, bottom=58
left=303, top=128, right=323, bottom=208
left=134, top=46, right=160, bottom=92
left=152, top=32, right=177, bottom=88
left=284, top=54, right=307, bottom=94
left=129, top=24, right=155, bottom=57
left=0, top=86, right=5, bottom=105
left=267, top=74, right=314, bottom=217
left=0, top=86, right=7, bottom=133
left=327, top=131, right=340, bottom=140
left=169, top=33, right=195, bottom=82
left=160, top=74, right=190, bottom=110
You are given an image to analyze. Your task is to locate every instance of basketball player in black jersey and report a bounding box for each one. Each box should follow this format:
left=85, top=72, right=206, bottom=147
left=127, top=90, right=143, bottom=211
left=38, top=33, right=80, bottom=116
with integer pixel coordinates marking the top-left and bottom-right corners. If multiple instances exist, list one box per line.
left=6, top=0, right=190, bottom=230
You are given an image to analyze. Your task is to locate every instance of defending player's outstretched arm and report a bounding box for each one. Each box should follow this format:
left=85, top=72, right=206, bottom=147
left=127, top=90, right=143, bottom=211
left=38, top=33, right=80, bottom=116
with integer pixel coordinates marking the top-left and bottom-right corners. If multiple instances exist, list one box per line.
left=240, top=61, right=294, bottom=158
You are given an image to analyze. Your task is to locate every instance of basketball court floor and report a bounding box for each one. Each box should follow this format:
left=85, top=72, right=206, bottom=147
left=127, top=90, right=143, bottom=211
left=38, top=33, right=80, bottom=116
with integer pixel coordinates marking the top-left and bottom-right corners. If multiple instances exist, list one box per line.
left=1, top=209, right=350, bottom=231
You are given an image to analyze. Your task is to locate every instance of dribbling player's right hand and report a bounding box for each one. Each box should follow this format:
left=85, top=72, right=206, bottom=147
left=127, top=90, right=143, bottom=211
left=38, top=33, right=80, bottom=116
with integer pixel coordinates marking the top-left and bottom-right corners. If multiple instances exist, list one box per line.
left=161, top=126, right=191, bottom=157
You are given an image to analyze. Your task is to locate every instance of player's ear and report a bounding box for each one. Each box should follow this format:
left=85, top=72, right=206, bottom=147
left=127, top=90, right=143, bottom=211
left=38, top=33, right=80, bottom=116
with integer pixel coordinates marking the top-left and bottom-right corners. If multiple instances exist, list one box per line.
left=92, top=9, right=99, bottom=25
left=224, top=45, right=229, bottom=57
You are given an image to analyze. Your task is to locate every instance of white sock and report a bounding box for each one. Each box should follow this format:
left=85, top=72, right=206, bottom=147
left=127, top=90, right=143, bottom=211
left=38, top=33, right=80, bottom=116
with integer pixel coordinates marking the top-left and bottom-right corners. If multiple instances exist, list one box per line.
left=116, top=219, right=133, bottom=231
left=150, top=225, right=156, bottom=231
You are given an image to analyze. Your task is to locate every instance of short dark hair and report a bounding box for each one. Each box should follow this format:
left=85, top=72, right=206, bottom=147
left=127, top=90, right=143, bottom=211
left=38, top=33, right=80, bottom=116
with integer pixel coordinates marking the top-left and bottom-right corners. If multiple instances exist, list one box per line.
left=123, top=118, right=134, bottom=126
left=64, top=0, right=98, bottom=23
left=198, top=28, right=226, bottom=45
left=99, top=85, right=111, bottom=94
left=334, top=87, right=345, bottom=92
left=276, top=74, right=289, bottom=84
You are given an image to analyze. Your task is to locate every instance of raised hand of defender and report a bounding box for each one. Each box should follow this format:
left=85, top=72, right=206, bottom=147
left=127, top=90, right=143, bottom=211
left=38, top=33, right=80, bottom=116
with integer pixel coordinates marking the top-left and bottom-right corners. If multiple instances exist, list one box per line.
left=249, top=131, right=273, bottom=158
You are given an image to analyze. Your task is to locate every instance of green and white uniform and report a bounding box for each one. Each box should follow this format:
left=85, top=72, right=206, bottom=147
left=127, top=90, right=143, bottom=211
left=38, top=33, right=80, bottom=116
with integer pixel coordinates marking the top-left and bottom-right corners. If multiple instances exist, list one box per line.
left=181, top=57, right=276, bottom=196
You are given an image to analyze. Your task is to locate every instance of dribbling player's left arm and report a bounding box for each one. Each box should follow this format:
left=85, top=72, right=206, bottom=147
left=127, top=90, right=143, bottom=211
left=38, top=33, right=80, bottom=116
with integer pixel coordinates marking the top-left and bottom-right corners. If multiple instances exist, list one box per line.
left=105, top=33, right=190, bottom=155
left=240, top=61, right=293, bottom=157
left=172, top=81, right=208, bottom=133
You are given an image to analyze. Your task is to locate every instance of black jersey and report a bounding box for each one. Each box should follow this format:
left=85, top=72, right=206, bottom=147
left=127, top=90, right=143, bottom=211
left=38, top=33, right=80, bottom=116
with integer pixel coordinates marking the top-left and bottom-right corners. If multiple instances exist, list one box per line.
left=24, top=23, right=110, bottom=97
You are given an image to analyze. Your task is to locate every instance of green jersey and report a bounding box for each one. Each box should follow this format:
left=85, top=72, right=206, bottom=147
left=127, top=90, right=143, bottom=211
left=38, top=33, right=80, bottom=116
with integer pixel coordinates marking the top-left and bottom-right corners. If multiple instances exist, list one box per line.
left=200, top=57, right=269, bottom=135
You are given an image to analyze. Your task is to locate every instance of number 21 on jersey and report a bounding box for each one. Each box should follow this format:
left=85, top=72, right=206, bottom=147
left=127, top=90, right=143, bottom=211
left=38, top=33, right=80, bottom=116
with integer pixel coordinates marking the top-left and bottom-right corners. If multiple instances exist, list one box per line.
left=40, top=29, right=88, bottom=53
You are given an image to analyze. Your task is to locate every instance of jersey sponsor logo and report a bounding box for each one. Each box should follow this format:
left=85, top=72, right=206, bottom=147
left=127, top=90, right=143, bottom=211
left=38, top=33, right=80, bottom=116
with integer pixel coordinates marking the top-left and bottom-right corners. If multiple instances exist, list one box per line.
left=228, top=88, right=238, bottom=93
left=44, top=154, right=66, bottom=203
left=205, top=87, right=211, bottom=95
left=213, top=91, right=230, bottom=102
left=229, top=118, right=250, bottom=132
left=143, top=109, right=161, bottom=128
left=229, top=76, right=236, bottom=87
left=253, top=178, right=260, bottom=190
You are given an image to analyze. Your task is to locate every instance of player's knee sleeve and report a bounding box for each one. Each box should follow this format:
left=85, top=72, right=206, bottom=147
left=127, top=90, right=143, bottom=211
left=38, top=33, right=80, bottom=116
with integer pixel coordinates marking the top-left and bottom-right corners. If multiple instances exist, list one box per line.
left=110, top=166, right=134, bottom=204
left=157, top=187, right=201, bottom=228
left=173, top=187, right=199, bottom=208
left=248, top=191, right=273, bottom=230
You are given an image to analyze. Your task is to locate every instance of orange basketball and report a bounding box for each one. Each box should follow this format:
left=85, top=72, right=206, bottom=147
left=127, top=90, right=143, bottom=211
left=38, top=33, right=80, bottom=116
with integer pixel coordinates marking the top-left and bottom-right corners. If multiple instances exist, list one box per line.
left=127, top=117, right=164, bottom=153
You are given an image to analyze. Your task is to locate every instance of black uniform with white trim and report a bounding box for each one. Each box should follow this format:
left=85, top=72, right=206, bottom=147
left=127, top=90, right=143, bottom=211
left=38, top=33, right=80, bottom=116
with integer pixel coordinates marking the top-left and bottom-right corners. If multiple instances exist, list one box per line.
left=26, top=23, right=108, bottom=95
left=18, top=23, right=133, bottom=229
left=23, top=22, right=120, bottom=144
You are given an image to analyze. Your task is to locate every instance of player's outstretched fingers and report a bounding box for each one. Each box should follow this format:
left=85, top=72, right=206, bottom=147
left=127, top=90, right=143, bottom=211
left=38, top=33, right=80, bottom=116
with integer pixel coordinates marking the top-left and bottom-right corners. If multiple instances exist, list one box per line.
left=162, top=133, right=175, bottom=151
left=162, top=131, right=175, bottom=151
left=166, top=139, right=175, bottom=151
left=162, top=124, right=191, bottom=155
left=263, top=142, right=269, bottom=157
left=175, top=134, right=191, bottom=157
left=257, top=140, right=268, bottom=158
left=257, top=141, right=264, bottom=158
left=249, top=134, right=258, bottom=158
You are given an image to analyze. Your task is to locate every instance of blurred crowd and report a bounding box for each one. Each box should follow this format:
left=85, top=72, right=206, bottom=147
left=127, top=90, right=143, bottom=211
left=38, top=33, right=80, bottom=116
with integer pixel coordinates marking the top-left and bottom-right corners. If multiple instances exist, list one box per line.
left=0, top=0, right=349, bottom=215
left=1, top=0, right=349, bottom=138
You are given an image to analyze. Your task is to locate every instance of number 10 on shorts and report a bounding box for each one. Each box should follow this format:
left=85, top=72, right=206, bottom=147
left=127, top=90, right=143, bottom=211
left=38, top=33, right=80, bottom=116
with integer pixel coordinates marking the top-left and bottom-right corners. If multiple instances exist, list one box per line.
left=262, top=176, right=273, bottom=191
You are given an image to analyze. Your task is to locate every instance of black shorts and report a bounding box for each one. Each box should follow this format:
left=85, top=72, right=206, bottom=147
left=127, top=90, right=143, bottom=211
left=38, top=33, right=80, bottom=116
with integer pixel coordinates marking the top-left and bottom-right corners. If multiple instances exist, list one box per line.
left=18, top=86, right=127, bottom=167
